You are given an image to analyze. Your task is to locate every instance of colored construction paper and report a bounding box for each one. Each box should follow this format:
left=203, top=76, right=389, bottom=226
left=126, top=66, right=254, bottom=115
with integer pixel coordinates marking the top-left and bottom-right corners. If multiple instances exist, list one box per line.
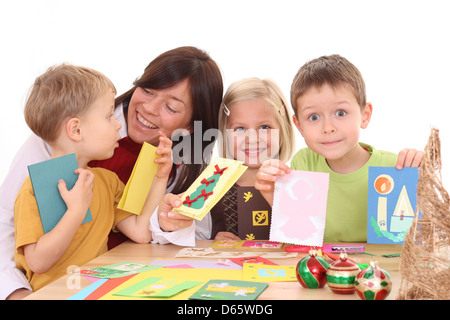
left=113, top=277, right=202, bottom=298
left=189, top=279, right=268, bottom=300
left=173, top=157, right=247, bottom=220
left=270, top=170, right=329, bottom=246
left=367, top=166, right=420, bottom=244
left=118, top=142, right=160, bottom=215
left=67, top=279, right=108, bottom=300
left=28, top=153, right=92, bottom=233
left=84, top=275, right=136, bottom=300
left=236, top=186, right=272, bottom=240
left=242, top=263, right=297, bottom=282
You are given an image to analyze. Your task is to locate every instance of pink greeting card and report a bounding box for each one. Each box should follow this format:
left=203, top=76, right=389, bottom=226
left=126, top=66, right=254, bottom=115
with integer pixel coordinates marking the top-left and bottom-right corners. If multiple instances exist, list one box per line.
left=270, top=170, right=329, bottom=246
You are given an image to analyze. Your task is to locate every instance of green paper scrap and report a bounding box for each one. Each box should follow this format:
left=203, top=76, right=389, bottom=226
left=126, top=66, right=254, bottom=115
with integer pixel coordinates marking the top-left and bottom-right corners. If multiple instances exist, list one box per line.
left=189, top=279, right=268, bottom=300
left=113, top=277, right=202, bottom=298
left=75, top=262, right=163, bottom=279
left=28, top=153, right=92, bottom=233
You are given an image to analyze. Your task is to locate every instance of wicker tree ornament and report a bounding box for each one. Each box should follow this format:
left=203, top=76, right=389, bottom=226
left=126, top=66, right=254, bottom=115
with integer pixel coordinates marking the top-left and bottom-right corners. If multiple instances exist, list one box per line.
left=397, top=128, right=450, bottom=300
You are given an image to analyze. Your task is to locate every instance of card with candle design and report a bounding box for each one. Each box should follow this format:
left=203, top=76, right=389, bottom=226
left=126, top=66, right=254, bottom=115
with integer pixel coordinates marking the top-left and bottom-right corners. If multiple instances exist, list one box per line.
left=367, top=166, right=420, bottom=244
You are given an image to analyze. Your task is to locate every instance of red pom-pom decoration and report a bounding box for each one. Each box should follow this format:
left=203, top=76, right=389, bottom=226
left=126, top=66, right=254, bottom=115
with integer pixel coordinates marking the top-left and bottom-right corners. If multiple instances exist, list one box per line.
left=296, top=250, right=330, bottom=288
left=355, top=261, right=392, bottom=300
left=326, top=253, right=361, bottom=294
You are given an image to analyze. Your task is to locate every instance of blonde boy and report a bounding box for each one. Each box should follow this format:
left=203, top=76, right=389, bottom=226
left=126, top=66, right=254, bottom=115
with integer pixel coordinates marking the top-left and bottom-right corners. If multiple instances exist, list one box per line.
left=14, top=64, right=172, bottom=290
left=256, top=55, right=423, bottom=242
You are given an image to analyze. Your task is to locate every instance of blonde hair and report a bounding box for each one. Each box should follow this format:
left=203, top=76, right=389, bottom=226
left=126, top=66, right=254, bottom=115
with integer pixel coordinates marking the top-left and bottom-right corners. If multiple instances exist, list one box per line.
left=218, top=77, right=295, bottom=163
left=24, top=63, right=116, bottom=142
left=290, top=54, right=366, bottom=116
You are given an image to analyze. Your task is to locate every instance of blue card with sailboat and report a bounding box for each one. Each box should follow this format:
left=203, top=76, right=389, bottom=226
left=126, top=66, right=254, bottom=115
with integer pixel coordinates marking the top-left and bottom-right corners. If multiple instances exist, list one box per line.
left=367, top=167, right=421, bottom=244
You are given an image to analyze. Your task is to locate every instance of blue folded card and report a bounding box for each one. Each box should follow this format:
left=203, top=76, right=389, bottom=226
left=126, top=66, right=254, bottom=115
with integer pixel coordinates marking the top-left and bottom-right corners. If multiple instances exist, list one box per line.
left=28, top=153, right=92, bottom=233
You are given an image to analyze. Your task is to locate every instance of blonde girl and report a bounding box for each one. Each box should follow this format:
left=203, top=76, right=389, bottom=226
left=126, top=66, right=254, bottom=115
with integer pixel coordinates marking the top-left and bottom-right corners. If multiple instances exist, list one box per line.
left=153, top=77, right=295, bottom=244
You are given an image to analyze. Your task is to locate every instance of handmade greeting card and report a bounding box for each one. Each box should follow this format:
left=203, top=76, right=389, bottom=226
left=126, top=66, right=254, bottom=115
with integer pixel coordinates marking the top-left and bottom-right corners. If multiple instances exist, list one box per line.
left=113, top=277, right=202, bottom=298
left=367, top=166, right=420, bottom=244
left=211, top=240, right=283, bottom=250
left=189, top=279, right=268, bottom=300
left=270, top=170, right=330, bottom=246
left=73, top=262, right=162, bottom=279
left=237, top=186, right=272, bottom=240
left=28, top=153, right=92, bottom=233
left=229, top=256, right=278, bottom=266
left=118, top=142, right=160, bottom=215
left=173, top=158, right=247, bottom=220
left=242, top=263, right=297, bottom=282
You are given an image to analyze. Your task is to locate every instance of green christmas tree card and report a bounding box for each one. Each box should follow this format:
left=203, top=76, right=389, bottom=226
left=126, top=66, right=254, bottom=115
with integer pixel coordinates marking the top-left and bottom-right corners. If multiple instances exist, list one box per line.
left=173, top=157, right=247, bottom=220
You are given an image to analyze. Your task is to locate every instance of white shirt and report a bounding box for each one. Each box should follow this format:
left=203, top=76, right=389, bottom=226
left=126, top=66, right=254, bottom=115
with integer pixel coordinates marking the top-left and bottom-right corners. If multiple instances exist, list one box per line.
left=0, top=106, right=127, bottom=299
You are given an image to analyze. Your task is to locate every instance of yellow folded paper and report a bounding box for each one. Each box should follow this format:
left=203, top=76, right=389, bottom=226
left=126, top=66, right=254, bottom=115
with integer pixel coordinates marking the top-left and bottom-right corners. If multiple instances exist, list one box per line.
left=173, top=157, right=247, bottom=220
left=118, top=142, right=160, bottom=215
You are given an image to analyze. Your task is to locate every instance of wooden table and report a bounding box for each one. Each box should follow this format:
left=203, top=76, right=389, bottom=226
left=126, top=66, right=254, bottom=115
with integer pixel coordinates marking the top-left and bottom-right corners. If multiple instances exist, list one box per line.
left=25, top=240, right=403, bottom=300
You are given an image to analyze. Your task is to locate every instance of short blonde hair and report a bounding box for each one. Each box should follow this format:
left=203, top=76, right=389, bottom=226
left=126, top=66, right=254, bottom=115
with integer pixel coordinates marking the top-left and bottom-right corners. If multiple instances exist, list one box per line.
left=290, top=54, right=366, bottom=116
left=218, top=77, right=295, bottom=163
left=24, top=63, right=116, bottom=142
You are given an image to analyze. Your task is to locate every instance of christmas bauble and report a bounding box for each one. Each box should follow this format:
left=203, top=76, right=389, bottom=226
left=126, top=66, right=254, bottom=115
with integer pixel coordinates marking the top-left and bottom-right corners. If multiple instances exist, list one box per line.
left=355, top=261, right=392, bottom=300
left=326, top=253, right=361, bottom=294
left=296, top=250, right=330, bottom=288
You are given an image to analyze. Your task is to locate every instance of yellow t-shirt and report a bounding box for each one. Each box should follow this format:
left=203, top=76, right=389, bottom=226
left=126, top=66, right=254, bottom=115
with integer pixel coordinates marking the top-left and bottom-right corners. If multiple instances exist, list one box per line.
left=14, top=167, right=132, bottom=291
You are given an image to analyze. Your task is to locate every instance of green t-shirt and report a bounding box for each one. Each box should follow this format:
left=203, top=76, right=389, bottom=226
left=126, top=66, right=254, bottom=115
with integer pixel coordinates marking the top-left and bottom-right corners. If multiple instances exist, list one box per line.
left=290, top=143, right=398, bottom=242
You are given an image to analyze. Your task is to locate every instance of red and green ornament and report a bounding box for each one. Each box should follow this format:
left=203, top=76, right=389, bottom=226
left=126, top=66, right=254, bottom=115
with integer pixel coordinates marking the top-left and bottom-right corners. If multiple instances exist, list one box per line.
left=296, top=250, right=330, bottom=288
left=355, top=261, right=392, bottom=300
left=326, top=253, right=361, bottom=294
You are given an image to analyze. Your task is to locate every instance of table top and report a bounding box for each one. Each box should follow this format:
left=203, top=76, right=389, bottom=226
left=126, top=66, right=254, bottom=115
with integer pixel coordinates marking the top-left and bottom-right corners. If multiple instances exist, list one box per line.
left=25, top=240, right=404, bottom=300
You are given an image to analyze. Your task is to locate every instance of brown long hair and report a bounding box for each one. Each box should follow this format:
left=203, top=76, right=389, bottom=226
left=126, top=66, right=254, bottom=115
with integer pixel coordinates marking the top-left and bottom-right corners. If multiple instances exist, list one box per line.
left=116, top=46, right=223, bottom=194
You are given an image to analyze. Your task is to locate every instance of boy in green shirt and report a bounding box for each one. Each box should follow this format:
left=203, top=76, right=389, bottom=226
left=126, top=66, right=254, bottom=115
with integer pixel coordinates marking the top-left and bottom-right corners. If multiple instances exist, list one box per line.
left=255, top=54, right=423, bottom=242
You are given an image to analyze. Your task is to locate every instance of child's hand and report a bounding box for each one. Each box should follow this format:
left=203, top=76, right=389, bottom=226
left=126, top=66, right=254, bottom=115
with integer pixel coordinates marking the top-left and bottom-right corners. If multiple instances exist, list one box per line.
left=155, top=131, right=173, bottom=179
left=158, top=193, right=194, bottom=232
left=255, top=159, right=291, bottom=206
left=396, top=148, right=424, bottom=169
left=57, top=168, right=94, bottom=217
left=214, top=232, right=240, bottom=241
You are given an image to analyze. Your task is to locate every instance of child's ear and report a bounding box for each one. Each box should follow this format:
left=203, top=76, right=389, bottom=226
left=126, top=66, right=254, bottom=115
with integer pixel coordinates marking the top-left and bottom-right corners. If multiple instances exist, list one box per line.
left=292, top=114, right=304, bottom=136
left=66, top=117, right=82, bottom=142
left=361, top=103, right=373, bottom=129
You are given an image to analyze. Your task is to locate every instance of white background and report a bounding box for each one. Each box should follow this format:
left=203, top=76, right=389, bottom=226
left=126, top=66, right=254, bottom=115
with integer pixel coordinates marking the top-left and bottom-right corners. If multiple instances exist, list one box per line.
left=1, top=0, right=449, bottom=188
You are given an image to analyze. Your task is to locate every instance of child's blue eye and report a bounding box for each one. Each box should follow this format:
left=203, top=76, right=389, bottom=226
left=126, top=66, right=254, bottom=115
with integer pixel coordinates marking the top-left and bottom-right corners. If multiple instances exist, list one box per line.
left=308, top=114, right=320, bottom=121
left=336, top=110, right=347, bottom=117
left=234, top=127, right=246, bottom=132
left=260, top=125, right=270, bottom=130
